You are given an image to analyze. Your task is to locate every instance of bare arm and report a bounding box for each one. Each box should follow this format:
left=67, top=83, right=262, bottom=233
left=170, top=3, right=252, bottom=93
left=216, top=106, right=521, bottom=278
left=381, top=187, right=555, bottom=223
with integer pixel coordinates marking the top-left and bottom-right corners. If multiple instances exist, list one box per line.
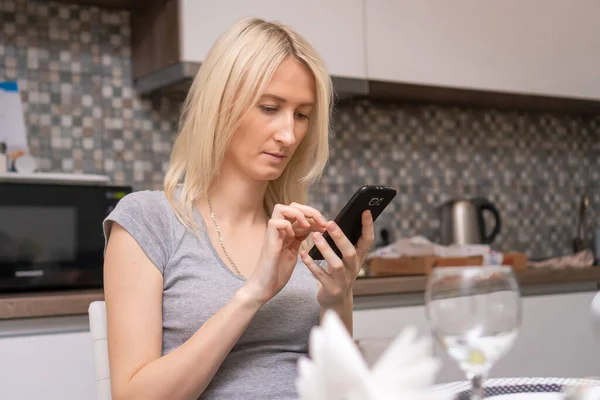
left=104, top=223, right=262, bottom=400
left=320, top=291, right=354, bottom=335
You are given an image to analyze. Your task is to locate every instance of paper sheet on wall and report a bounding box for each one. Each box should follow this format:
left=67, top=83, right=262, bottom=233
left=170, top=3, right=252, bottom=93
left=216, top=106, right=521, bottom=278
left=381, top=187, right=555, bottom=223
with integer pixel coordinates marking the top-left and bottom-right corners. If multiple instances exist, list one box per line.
left=0, top=81, right=29, bottom=154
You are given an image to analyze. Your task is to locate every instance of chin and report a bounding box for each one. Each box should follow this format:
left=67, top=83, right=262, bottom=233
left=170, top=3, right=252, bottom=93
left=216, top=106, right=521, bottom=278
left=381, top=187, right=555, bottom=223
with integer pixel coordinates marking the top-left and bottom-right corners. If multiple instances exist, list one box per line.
left=248, top=166, right=287, bottom=182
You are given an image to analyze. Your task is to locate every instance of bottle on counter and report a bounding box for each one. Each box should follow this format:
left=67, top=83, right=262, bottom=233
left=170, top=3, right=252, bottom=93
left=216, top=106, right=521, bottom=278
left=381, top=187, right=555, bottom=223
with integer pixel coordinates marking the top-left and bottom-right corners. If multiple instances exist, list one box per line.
left=375, top=227, right=392, bottom=248
left=0, top=142, right=7, bottom=173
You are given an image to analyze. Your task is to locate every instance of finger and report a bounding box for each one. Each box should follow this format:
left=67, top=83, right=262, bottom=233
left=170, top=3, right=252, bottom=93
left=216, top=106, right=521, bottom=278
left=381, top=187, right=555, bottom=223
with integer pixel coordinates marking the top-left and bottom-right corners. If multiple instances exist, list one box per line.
left=289, top=202, right=328, bottom=231
left=356, top=210, right=375, bottom=257
left=267, top=219, right=294, bottom=242
left=267, top=219, right=296, bottom=248
left=300, top=250, right=333, bottom=286
left=311, top=231, right=345, bottom=276
left=280, top=208, right=312, bottom=229
left=272, top=204, right=311, bottom=229
left=324, top=221, right=358, bottom=264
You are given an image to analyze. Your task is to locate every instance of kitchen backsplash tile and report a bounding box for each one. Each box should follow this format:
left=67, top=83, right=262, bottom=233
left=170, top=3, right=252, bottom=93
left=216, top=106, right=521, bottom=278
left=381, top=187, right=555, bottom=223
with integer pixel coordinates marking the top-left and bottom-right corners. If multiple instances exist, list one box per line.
left=2, top=0, right=600, bottom=259
left=324, top=100, right=600, bottom=259
left=1, top=0, right=179, bottom=186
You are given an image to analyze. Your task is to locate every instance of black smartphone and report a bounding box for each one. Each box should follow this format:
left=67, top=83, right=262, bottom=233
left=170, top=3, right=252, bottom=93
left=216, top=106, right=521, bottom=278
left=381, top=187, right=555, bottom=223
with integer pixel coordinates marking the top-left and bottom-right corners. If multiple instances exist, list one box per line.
left=308, top=185, right=397, bottom=260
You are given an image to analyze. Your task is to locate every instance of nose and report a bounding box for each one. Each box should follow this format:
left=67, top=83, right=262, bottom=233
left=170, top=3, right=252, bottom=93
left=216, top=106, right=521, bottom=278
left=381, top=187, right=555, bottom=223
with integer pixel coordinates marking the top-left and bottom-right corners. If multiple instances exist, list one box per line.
left=273, top=112, right=296, bottom=146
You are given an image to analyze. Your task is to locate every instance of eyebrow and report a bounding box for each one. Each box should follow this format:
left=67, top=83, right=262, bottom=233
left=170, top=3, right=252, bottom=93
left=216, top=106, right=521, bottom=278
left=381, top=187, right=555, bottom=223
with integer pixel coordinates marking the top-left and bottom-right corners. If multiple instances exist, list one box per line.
left=261, top=93, right=314, bottom=107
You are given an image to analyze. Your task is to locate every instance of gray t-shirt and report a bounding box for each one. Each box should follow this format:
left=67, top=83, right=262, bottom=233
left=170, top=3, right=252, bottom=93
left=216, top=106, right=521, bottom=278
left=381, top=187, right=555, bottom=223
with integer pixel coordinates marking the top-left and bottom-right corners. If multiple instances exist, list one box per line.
left=103, top=190, right=321, bottom=399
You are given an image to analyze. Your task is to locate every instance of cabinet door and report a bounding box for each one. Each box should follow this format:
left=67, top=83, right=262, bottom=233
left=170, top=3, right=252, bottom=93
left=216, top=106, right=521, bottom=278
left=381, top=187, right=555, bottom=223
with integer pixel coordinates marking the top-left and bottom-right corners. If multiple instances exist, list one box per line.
left=353, top=305, right=430, bottom=340
left=434, top=291, right=600, bottom=383
left=0, top=331, right=96, bottom=400
left=365, top=0, right=600, bottom=100
left=353, top=305, right=432, bottom=366
left=179, top=0, right=367, bottom=79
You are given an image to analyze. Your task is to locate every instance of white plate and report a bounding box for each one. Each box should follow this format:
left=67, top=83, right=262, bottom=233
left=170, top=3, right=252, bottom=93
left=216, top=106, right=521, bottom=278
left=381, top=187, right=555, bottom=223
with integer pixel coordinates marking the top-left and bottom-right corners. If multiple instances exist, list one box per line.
left=487, top=394, right=562, bottom=400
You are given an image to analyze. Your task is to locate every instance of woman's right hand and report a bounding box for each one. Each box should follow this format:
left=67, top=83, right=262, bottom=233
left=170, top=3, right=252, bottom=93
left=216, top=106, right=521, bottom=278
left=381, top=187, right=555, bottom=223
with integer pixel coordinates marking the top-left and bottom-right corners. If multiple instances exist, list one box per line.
left=241, top=203, right=328, bottom=305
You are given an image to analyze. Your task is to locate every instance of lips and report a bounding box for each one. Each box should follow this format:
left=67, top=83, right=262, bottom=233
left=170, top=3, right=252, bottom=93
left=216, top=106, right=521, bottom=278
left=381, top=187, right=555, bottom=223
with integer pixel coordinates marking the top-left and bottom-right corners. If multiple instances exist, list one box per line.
left=264, top=152, right=286, bottom=159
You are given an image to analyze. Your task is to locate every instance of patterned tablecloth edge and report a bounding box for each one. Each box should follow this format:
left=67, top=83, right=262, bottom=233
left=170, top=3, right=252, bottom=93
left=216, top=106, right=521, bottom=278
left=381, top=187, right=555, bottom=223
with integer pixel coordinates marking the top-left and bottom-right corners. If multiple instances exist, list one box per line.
left=432, top=377, right=600, bottom=394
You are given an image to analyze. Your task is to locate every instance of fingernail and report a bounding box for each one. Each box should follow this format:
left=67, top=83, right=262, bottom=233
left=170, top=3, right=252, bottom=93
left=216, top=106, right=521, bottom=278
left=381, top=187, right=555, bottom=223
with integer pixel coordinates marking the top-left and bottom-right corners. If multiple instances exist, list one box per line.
left=328, top=222, right=338, bottom=232
left=313, top=232, right=323, bottom=242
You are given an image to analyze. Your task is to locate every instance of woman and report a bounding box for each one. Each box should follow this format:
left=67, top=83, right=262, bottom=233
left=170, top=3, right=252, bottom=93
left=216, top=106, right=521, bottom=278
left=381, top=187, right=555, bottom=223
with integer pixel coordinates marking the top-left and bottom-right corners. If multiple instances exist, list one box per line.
left=103, top=17, right=374, bottom=400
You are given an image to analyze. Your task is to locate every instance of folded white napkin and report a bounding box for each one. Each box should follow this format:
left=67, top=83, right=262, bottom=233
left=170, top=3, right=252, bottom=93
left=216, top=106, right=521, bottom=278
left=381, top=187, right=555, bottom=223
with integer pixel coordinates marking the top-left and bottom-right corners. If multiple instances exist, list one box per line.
left=296, top=310, right=452, bottom=400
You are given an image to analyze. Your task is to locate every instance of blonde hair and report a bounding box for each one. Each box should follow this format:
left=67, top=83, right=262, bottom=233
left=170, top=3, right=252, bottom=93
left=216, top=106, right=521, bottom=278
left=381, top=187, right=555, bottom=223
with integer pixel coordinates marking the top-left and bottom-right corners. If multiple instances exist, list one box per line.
left=164, top=17, right=333, bottom=233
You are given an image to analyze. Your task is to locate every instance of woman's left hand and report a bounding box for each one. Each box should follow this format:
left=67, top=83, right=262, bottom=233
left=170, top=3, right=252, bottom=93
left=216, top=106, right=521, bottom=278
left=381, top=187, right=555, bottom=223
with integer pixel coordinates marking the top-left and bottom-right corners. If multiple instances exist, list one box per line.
left=300, top=210, right=375, bottom=308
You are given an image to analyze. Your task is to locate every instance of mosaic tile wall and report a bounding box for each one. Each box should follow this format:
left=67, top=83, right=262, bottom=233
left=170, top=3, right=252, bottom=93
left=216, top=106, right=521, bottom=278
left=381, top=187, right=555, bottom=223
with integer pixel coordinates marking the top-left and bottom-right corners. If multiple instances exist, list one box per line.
left=323, top=100, right=600, bottom=259
left=2, top=0, right=600, bottom=259
left=0, top=0, right=179, bottom=186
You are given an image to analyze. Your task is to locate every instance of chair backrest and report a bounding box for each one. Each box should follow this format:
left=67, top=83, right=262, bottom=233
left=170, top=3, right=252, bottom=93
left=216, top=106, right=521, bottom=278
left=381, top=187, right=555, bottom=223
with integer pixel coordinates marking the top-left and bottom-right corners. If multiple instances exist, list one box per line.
left=88, top=300, right=112, bottom=400
left=592, top=292, right=600, bottom=334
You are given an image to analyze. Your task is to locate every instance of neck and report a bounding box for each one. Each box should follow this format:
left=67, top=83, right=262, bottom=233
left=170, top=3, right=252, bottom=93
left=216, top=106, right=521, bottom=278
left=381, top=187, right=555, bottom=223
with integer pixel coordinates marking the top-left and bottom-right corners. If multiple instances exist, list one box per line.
left=204, top=163, right=269, bottom=228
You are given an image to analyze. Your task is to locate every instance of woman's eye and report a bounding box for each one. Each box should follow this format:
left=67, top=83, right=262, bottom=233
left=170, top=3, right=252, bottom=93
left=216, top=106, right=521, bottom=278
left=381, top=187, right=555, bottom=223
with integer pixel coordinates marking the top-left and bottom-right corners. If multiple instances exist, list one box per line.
left=260, top=105, right=278, bottom=113
left=296, top=113, right=309, bottom=120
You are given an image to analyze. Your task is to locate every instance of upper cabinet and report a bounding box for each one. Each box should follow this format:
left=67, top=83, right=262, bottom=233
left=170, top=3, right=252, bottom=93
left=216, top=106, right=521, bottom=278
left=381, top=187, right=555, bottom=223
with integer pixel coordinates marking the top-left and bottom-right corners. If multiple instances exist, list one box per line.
left=178, top=0, right=367, bottom=80
left=365, top=0, right=600, bottom=101
left=126, top=0, right=600, bottom=111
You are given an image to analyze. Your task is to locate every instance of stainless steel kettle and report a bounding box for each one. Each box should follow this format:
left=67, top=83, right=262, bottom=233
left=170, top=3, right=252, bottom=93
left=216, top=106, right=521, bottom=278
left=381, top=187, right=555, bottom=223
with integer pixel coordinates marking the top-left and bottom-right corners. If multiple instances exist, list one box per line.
left=439, top=198, right=501, bottom=245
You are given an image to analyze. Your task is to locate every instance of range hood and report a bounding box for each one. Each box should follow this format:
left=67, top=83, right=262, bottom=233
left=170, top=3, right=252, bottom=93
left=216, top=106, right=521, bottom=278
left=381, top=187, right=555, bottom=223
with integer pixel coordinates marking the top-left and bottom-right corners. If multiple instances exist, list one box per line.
left=132, top=60, right=600, bottom=115
left=133, top=62, right=370, bottom=101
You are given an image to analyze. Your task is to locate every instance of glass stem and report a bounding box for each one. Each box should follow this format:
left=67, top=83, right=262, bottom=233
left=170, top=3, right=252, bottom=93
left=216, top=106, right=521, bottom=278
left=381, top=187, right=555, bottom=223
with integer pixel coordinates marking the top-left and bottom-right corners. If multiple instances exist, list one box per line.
left=469, top=373, right=486, bottom=400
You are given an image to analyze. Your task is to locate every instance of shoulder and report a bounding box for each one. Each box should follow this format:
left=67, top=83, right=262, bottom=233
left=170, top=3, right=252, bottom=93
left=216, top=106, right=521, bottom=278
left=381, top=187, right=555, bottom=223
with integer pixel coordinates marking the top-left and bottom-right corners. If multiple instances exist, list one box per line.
left=109, top=190, right=177, bottom=225
left=114, top=190, right=171, bottom=213
left=103, top=190, right=176, bottom=273
left=105, top=189, right=176, bottom=233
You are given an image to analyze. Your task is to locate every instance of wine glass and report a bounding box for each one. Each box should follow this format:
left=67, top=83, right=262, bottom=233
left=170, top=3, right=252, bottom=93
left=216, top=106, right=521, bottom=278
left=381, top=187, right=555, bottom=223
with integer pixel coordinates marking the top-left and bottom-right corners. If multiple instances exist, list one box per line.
left=425, top=266, right=522, bottom=400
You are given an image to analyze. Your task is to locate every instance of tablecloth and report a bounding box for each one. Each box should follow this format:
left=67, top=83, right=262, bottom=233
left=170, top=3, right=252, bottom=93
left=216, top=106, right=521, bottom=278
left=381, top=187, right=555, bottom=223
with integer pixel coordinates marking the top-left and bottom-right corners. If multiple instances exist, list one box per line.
left=433, top=377, right=600, bottom=399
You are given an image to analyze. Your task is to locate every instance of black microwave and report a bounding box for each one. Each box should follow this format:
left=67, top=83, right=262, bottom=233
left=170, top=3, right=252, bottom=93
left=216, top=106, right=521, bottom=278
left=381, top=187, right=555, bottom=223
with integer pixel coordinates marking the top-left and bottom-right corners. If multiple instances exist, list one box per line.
left=0, top=176, right=132, bottom=293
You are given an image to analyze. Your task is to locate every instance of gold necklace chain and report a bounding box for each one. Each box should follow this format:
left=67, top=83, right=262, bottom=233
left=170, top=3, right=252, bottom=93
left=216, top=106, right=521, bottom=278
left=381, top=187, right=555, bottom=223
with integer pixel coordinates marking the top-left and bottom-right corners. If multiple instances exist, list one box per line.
left=207, top=193, right=244, bottom=278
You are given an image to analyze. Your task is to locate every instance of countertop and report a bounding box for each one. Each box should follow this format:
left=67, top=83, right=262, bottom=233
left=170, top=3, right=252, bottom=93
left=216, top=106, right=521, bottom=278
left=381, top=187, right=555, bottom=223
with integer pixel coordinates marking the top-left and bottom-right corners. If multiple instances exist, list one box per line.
left=0, top=289, right=104, bottom=320
left=353, top=266, right=600, bottom=296
left=1, top=267, right=600, bottom=320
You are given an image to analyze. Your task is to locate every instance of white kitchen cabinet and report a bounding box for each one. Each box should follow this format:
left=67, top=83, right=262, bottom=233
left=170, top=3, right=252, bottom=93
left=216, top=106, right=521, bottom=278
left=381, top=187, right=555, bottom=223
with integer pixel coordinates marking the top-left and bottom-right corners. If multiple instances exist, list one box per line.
left=178, top=0, right=367, bottom=79
left=353, top=304, right=433, bottom=366
left=2, top=291, right=597, bottom=399
left=365, top=0, right=600, bottom=100
left=353, top=291, right=600, bottom=383
left=354, top=304, right=430, bottom=340
left=434, top=291, right=600, bottom=383
left=0, top=329, right=97, bottom=400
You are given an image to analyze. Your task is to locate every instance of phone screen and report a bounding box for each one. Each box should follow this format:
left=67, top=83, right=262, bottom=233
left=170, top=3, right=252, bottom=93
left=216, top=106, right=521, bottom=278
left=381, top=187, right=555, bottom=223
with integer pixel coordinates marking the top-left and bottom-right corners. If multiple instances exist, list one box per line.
left=308, top=185, right=397, bottom=260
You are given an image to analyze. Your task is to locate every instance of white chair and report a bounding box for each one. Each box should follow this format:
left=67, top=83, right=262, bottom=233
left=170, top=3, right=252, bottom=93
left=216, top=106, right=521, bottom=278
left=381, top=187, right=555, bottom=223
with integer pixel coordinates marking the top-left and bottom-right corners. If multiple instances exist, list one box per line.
left=88, top=300, right=112, bottom=400
left=592, top=291, right=600, bottom=317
